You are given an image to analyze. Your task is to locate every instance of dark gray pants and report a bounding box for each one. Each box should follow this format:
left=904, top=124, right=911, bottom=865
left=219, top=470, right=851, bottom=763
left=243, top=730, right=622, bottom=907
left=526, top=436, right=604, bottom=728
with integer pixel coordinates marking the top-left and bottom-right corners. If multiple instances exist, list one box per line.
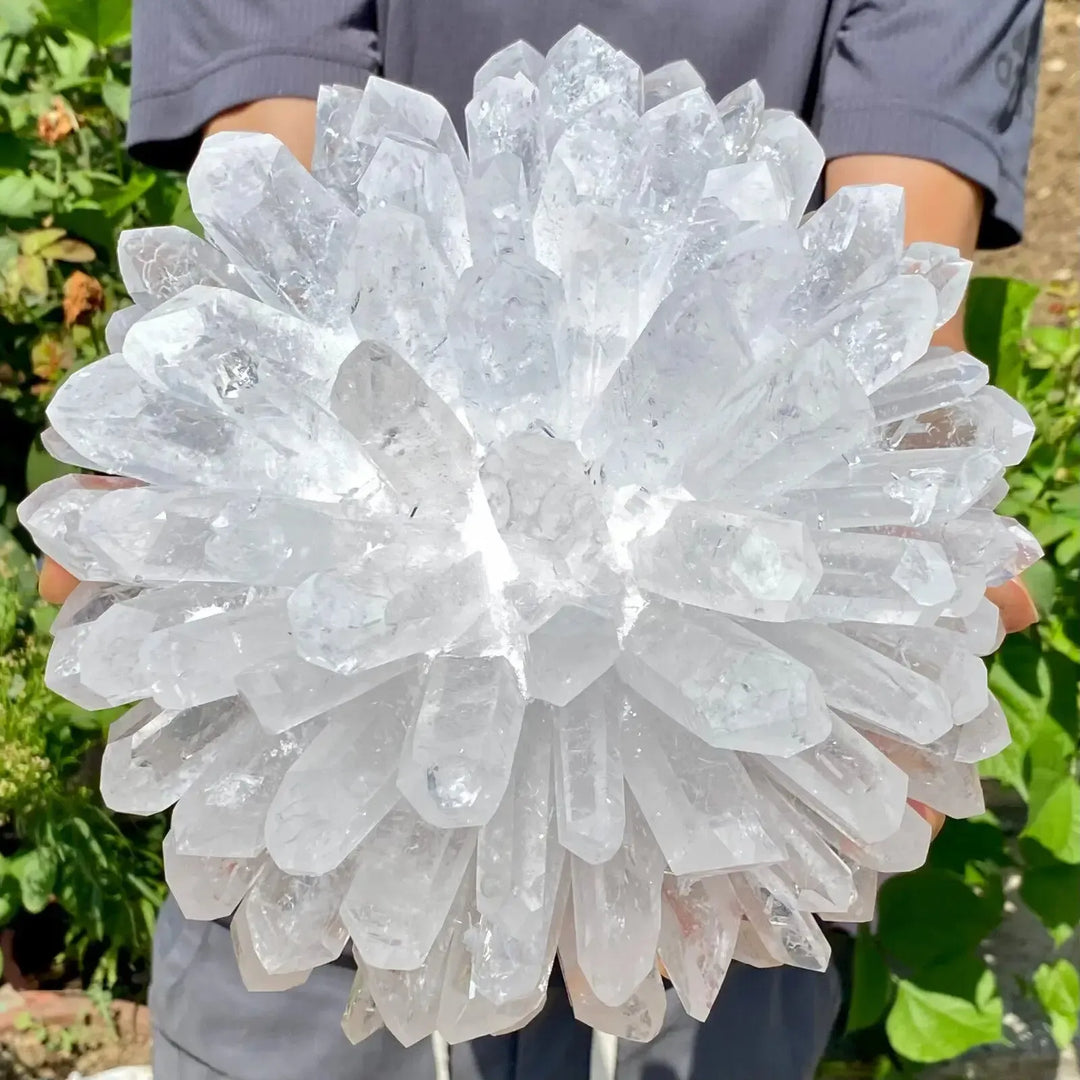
left=151, top=896, right=841, bottom=1080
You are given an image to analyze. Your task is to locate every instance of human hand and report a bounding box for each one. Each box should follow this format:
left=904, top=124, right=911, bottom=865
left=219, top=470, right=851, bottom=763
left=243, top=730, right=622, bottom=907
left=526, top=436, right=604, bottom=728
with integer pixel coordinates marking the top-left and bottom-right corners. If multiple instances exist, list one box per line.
left=38, top=556, right=80, bottom=604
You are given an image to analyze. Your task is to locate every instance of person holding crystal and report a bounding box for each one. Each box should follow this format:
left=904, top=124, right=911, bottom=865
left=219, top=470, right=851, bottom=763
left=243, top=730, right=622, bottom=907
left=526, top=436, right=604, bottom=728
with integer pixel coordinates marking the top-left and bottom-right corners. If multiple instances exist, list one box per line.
left=39, top=1, right=1043, bottom=1078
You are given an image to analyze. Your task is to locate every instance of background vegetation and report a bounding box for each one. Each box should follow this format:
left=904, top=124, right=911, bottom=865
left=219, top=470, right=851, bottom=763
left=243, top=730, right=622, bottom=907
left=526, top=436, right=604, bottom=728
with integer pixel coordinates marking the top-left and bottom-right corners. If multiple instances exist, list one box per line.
left=0, top=0, right=1077, bottom=1071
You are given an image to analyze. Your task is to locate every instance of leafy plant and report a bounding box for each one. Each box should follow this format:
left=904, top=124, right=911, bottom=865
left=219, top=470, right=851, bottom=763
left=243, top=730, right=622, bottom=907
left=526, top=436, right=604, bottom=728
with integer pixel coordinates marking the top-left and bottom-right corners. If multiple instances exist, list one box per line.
left=1, top=0, right=175, bottom=991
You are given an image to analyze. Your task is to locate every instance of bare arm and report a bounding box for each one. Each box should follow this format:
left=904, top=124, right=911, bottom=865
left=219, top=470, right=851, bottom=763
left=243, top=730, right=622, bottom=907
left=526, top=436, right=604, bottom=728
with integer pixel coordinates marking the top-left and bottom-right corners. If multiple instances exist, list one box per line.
left=204, top=97, right=318, bottom=169
left=825, top=154, right=983, bottom=351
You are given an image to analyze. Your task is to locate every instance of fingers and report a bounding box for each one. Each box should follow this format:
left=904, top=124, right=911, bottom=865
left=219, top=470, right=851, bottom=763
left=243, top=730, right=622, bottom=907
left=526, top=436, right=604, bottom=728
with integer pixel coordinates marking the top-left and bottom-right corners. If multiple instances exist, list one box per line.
left=39, top=556, right=80, bottom=605
left=908, top=799, right=946, bottom=839
left=986, top=578, right=1039, bottom=634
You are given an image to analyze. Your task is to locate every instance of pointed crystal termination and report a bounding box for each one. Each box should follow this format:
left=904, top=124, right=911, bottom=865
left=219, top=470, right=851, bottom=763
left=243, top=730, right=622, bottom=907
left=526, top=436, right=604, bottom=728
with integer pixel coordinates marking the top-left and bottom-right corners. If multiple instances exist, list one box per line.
left=583, top=280, right=755, bottom=490
left=618, top=598, right=832, bottom=757
left=954, top=698, right=1012, bottom=764
left=170, top=717, right=322, bottom=859
left=936, top=596, right=1006, bottom=656
left=234, top=860, right=351, bottom=975
left=100, top=695, right=252, bottom=814
left=866, top=732, right=986, bottom=818
left=748, top=112, right=824, bottom=221
left=287, top=551, right=486, bottom=677
left=330, top=340, right=476, bottom=501
left=643, top=59, right=706, bottom=109
left=398, top=655, right=525, bottom=829
left=121, top=283, right=356, bottom=413
left=891, top=386, right=1035, bottom=466
left=551, top=673, right=626, bottom=864
left=559, top=903, right=666, bottom=1041
left=729, top=868, right=832, bottom=971
left=474, top=39, right=545, bottom=92
left=40, top=582, right=140, bottom=710
left=355, top=135, right=471, bottom=276
left=235, top=653, right=415, bottom=734
left=570, top=796, right=665, bottom=1007
left=465, top=152, right=534, bottom=262
left=187, top=132, right=365, bottom=328
left=657, top=875, right=740, bottom=1021
left=163, top=831, right=262, bottom=921
left=104, top=303, right=145, bottom=353
left=475, top=708, right=555, bottom=929
left=470, top=710, right=566, bottom=1005
left=756, top=713, right=908, bottom=845
left=438, top=895, right=549, bottom=1043
left=630, top=503, right=822, bottom=621
left=117, top=226, right=252, bottom=307
left=310, top=82, right=366, bottom=199
left=349, top=206, right=458, bottom=384
left=900, top=242, right=972, bottom=327
left=230, top=906, right=311, bottom=993
left=525, top=605, right=620, bottom=706
left=753, top=782, right=855, bottom=912
left=744, top=620, right=953, bottom=745
left=869, top=348, right=988, bottom=423
left=791, top=185, right=905, bottom=321
left=820, top=273, right=938, bottom=394
left=265, top=669, right=422, bottom=875
left=831, top=803, right=932, bottom=875
left=364, top=918, right=453, bottom=1048
left=682, top=339, right=874, bottom=502
left=806, top=532, right=956, bottom=626
left=342, top=74, right=469, bottom=185
left=622, top=683, right=783, bottom=875
left=836, top=622, right=989, bottom=726
left=342, top=803, right=476, bottom=970
left=538, top=25, right=643, bottom=148
left=341, top=961, right=385, bottom=1045
left=448, top=253, right=564, bottom=437
left=466, top=73, right=545, bottom=198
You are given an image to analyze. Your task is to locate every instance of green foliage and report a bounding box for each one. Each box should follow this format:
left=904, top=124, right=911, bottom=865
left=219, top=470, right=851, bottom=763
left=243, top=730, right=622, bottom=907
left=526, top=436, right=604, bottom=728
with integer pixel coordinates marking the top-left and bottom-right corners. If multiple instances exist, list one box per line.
left=1, top=0, right=171, bottom=990
left=836, top=281, right=1080, bottom=1072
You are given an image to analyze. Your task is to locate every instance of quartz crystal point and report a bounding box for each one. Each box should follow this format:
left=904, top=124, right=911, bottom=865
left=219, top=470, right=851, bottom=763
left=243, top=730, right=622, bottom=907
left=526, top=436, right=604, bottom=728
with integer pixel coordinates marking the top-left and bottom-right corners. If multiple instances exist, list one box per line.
left=20, top=27, right=1034, bottom=1044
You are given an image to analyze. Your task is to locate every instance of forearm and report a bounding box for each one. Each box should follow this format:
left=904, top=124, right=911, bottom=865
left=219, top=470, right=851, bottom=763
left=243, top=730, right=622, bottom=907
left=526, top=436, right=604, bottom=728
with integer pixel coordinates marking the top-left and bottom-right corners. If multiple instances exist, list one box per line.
left=824, top=154, right=984, bottom=351
left=204, top=97, right=318, bottom=170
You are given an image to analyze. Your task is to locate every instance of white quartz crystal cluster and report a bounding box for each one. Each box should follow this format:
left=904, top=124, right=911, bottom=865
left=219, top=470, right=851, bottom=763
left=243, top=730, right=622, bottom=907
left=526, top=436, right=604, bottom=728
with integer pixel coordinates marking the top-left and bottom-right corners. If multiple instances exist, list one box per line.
left=20, top=27, right=1039, bottom=1046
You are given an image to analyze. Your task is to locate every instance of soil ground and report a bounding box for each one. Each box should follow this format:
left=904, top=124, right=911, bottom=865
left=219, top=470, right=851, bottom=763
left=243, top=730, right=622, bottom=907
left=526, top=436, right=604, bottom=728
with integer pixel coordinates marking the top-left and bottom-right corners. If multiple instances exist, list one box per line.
left=977, top=0, right=1079, bottom=322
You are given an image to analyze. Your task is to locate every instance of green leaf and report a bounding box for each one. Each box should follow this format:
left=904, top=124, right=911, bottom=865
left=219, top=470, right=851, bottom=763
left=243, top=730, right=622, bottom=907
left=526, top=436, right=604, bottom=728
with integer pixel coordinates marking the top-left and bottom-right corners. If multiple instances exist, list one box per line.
left=886, top=976, right=1003, bottom=1064
left=847, top=927, right=894, bottom=1032
left=0, top=0, right=41, bottom=35
left=0, top=172, right=38, bottom=217
left=40, top=237, right=96, bottom=262
left=0, top=870, right=21, bottom=925
left=18, top=226, right=67, bottom=256
left=1022, top=559, right=1059, bottom=618
left=1033, top=960, right=1080, bottom=1050
left=8, top=848, right=58, bottom=913
left=98, top=170, right=155, bottom=218
left=43, top=0, right=130, bottom=47
left=25, top=436, right=78, bottom=490
left=965, top=276, right=1040, bottom=396
left=877, top=870, right=1003, bottom=972
left=1022, top=777, right=1080, bottom=864
left=101, top=76, right=129, bottom=121
left=0, top=523, right=39, bottom=604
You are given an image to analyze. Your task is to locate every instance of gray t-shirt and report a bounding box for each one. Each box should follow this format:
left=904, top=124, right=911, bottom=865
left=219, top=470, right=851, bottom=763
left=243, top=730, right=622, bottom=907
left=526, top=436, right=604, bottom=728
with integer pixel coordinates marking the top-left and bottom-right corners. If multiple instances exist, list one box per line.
left=128, top=0, right=1043, bottom=248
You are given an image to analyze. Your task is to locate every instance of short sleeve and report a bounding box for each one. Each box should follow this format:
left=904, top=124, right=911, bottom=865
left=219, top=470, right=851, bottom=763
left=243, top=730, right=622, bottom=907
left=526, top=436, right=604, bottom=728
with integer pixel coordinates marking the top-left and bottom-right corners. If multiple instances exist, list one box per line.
left=128, top=0, right=380, bottom=172
left=815, top=0, right=1044, bottom=249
